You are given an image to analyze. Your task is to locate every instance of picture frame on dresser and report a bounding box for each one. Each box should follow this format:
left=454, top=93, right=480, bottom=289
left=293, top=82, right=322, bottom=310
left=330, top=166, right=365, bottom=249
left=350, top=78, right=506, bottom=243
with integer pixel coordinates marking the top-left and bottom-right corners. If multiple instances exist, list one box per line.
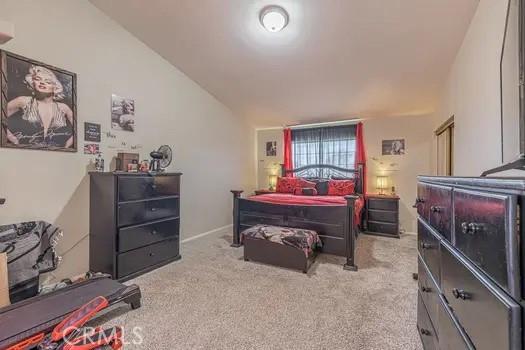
left=89, top=172, right=182, bottom=281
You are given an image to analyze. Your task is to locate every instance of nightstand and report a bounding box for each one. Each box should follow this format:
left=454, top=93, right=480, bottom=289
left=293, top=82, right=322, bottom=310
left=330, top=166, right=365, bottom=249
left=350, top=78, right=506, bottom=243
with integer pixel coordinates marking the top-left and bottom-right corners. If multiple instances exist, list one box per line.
left=254, top=189, right=275, bottom=195
left=364, top=194, right=400, bottom=238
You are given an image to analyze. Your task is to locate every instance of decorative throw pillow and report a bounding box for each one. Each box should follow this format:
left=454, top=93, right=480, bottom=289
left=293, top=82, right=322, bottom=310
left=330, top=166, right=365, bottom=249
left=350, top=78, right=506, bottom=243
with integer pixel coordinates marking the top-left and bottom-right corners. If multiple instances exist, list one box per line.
left=293, top=187, right=318, bottom=196
left=327, top=179, right=355, bottom=196
left=315, top=180, right=330, bottom=195
left=276, top=177, right=316, bottom=193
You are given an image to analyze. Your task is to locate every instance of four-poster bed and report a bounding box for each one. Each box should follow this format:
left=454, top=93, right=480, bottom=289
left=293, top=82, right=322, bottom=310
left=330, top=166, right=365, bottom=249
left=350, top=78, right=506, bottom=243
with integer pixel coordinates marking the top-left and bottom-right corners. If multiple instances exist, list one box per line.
left=230, top=164, right=364, bottom=270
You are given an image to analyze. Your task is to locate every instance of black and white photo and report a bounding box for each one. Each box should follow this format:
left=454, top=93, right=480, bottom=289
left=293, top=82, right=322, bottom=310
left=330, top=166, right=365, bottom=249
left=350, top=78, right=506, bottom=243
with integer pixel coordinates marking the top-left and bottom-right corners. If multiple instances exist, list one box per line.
left=266, top=141, right=277, bottom=156
left=111, top=94, right=135, bottom=132
left=0, top=51, right=77, bottom=152
left=382, top=139, right=405, bottom=155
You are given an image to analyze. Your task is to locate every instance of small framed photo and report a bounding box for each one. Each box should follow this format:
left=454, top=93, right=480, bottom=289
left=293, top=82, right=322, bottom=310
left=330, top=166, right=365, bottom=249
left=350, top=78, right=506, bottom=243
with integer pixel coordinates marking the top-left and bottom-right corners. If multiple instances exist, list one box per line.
left=382, top=139, right=405, bottom=155
left=266, top=141, right=277, bottom=156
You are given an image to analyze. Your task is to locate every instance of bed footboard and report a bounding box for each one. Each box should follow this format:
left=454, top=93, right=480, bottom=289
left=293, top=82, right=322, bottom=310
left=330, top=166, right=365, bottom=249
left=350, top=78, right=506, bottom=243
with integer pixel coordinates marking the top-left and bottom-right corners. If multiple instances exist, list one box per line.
left=230, top=191, right=359, bottom=271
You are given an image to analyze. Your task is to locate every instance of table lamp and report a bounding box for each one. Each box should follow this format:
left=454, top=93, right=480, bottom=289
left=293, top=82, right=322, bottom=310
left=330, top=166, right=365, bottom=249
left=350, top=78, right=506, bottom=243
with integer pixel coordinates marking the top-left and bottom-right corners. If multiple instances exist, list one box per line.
left=376, top=176, right=388, bottom=195
left=268, top=174, right=278, bottom=191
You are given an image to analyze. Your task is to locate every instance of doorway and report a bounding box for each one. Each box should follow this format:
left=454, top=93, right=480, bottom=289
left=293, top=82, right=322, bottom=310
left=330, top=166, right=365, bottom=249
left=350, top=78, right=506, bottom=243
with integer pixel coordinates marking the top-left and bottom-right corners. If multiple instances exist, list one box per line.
left=435, top=116, right=454, bottom=176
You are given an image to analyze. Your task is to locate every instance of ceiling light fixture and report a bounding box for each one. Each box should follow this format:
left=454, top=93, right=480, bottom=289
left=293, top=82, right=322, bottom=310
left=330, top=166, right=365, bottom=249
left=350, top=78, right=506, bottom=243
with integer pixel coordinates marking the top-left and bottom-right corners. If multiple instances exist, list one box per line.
left=260, top=5, right=289, bottom=33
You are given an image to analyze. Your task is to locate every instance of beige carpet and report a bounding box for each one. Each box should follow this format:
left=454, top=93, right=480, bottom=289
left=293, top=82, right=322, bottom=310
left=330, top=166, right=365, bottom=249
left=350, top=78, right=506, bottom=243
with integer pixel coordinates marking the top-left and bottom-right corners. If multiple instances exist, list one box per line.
left=100, top=231, right=422, bottom=350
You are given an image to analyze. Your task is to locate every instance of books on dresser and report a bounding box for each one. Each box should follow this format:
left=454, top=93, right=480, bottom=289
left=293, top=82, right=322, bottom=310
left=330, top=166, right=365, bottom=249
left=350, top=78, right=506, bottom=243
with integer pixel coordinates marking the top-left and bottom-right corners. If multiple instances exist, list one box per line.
left=89, top=172, right=182, bottom=281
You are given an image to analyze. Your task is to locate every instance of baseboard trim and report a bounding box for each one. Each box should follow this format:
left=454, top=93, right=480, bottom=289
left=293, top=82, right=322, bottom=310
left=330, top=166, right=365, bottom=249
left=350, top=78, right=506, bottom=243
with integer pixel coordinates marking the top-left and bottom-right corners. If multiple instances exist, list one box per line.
left=181, top=224, right=233, bottom=244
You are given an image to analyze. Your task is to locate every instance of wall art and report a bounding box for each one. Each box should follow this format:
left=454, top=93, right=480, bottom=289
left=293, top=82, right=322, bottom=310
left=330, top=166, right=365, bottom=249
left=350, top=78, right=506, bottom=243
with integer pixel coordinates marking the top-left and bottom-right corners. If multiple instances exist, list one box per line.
left=0, top=51, right=77, bottom=152
left=111, top=94, right=134, bottom=132
left=84, top=122, right=101, bottom=142
left=382, top=139, right=405, bottom=155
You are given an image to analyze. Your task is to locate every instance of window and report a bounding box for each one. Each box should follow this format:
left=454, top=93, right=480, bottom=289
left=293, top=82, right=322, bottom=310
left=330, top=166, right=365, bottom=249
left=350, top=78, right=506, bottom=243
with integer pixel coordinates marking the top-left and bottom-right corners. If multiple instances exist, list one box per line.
left=292, top=125, right=356, bottom=177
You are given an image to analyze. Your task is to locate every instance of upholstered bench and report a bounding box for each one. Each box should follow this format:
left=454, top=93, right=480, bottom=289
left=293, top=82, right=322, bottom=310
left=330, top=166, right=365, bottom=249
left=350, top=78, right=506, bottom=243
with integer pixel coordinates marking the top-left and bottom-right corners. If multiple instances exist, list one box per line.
left=241, top=225, right=321, bottom=273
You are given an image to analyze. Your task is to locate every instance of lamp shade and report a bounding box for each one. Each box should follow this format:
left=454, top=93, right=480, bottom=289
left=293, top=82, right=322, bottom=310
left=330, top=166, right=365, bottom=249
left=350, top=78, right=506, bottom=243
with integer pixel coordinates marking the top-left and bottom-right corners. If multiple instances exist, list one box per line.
left=269, top=174, right=278, bottom=190
left=376, top=176, right=388, bottom=194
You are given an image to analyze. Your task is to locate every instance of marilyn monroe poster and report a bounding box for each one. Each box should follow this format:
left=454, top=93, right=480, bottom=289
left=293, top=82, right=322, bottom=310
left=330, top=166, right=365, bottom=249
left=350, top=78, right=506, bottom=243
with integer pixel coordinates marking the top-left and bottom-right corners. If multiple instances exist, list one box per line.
left=0, top=51, right=77, bottom=152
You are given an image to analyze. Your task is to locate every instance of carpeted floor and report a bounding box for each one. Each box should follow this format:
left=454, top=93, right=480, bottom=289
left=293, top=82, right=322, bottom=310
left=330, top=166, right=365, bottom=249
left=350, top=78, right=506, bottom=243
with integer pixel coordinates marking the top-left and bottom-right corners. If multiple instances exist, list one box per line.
left=101, top=231, right=422, bottom=349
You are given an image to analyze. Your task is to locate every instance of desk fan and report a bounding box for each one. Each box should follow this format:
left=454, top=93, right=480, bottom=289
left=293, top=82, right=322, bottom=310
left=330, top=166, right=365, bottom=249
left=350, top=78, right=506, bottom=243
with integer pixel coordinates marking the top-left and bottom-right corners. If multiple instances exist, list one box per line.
left=149, top=145, right=172, bottom=172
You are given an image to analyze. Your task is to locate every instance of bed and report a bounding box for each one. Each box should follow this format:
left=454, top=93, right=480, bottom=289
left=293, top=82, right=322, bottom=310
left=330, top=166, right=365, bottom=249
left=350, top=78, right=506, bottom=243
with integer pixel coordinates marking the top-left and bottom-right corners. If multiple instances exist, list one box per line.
left=230, top=164, right=364, bottom=270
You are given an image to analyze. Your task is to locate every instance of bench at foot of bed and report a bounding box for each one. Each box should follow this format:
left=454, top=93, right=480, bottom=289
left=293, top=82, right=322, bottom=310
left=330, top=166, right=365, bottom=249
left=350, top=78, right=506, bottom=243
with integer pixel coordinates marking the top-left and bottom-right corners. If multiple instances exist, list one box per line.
left=242, top=225, right=320, bottom=273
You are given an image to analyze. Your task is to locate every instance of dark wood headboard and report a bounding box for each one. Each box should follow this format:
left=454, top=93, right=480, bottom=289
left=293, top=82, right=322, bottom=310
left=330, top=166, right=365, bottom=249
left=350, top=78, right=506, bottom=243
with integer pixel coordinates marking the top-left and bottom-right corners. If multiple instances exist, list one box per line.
left=280, top=164, right=364, bottom=195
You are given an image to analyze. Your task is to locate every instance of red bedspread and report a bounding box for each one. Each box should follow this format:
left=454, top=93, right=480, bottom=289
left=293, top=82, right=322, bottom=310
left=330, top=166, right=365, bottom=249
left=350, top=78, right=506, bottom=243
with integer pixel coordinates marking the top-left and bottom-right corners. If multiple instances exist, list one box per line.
left=249, top=193, right=365, bottom=225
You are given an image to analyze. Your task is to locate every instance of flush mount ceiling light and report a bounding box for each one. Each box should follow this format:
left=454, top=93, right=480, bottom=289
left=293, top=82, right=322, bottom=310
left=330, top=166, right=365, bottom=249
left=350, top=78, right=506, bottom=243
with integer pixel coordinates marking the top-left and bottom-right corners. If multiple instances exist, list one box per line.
left=260, top=5, right=289, bottom=32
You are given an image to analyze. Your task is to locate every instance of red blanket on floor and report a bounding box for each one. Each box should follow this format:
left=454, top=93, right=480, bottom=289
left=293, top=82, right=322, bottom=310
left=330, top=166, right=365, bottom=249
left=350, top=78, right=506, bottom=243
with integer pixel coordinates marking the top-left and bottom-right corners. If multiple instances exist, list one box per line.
left=248, top=193, right=364, bottom=225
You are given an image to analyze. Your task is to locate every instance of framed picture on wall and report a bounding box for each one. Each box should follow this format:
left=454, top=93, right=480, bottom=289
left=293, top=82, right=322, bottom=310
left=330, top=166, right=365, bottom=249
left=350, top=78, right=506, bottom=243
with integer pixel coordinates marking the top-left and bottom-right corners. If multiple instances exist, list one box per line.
left=0, top=50, right=77, bottom=152
left=382, top=139, right=406, bottom=155
left=111, top=94, right=135, bottom=132
left=266, top=141, right=277, bottom=156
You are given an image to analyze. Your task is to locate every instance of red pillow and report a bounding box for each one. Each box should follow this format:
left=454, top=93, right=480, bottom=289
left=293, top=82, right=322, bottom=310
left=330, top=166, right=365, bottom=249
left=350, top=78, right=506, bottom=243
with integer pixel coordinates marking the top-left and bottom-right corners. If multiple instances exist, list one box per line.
left=327, top=180, right=355, bottom=196
left=276, top=177, right=316, bottom=193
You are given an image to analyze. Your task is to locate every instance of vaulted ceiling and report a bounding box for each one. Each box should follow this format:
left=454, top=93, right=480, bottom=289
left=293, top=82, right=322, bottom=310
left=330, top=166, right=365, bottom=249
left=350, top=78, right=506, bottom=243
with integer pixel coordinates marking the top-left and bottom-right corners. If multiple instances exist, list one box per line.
left=91, top=0, right=478, bottom=127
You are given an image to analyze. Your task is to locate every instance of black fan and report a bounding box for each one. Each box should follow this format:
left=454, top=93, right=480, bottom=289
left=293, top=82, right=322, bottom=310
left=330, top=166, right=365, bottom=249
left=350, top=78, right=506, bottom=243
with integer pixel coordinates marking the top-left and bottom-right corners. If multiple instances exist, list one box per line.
left=149, top=145, right=173, bottom=172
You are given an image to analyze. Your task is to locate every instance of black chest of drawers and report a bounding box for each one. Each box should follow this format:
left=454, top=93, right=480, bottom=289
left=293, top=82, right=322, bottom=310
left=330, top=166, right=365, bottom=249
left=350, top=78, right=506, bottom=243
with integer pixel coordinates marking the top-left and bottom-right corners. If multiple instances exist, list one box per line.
left=416, top=176, right=525, bottom=350
left=89, top=172, right=182, bottom=281
left=364, top=194, right=400, bottom=238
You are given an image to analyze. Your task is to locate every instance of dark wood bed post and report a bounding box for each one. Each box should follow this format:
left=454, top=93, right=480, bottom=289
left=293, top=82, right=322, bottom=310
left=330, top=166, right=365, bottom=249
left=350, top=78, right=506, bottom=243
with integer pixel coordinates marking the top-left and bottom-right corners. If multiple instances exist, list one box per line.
left=231, top=190, right=244, bottom=247
left=343, top=195, right=359, bottom=271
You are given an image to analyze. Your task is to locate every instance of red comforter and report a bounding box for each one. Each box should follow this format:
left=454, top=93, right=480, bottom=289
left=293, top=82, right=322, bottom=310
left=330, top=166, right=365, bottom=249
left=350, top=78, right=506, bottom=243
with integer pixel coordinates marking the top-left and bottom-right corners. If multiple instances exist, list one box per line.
left=249, top=193, right=365, bottom=225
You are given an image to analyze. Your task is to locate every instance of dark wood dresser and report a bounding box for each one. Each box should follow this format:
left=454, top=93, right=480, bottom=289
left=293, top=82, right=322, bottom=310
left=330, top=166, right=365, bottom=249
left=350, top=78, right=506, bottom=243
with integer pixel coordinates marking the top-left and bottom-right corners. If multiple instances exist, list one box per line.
left=364, top=194, right=400, bottom=238
left=89, top=172, right=182, bottom=281
left=415, top=176, right=524, bottom=350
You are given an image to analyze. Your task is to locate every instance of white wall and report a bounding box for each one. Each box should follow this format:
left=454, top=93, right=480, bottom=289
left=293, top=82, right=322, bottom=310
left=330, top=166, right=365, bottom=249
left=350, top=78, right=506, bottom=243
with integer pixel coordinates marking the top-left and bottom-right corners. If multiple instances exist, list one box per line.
left=364, top=115, right=434, bottom=232
left=256, top=129, right=283, bottom=189
left=256, top=115, right=434, bottom=233
left=434, top=0, right=509, bottom=175
left=0, top=0, right=256, bottom=281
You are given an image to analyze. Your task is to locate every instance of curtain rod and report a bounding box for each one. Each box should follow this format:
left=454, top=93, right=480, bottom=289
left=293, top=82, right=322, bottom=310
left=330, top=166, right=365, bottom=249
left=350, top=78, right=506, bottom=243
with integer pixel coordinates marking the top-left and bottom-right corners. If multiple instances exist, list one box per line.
left=287, top=118, right=364, bottom=130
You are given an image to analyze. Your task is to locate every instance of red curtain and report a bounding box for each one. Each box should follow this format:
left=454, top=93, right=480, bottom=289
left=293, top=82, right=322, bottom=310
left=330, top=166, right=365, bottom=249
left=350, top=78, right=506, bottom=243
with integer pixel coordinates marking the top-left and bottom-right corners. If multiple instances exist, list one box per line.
left=355, top=122, right=367, bottom=195
left=283, top=128, right=293, bottom=177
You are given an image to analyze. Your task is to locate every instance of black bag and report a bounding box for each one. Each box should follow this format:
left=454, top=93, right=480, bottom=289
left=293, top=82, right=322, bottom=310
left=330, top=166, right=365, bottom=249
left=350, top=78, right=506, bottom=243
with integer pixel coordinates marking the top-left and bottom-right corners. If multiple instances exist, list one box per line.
left=0, top=221, right=61, bottom=302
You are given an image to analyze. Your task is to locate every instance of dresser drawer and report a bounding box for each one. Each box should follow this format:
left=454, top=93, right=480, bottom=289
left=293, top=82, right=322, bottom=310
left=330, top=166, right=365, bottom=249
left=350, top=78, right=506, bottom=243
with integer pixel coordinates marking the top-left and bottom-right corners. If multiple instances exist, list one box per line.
left=118, top=218, right=179, bottom=253
left=418, top=219, right=441, bottom=285
left=441, top=242, right=521, bottom=350
left=367, top=221, right=398, bottom=235
left=367, top=198, right=398, bottom=211
left=427, top=184, right=452, bottom=241
left=416, top=183, right=430, bottom=219
left=118, top=175, right=180, bottom=202
left=417, top=293, right=438, bottom=350
left=437, top=294, right=474, bottom=350
left=117, top=239, right=179, bottom=278
left=453, top=188, right=519, bottom=298
left=118, top=198, right=180, bottom=227
left=418, top=255, right=440, bottom=334
left=368, top=209, right=397, bottom=223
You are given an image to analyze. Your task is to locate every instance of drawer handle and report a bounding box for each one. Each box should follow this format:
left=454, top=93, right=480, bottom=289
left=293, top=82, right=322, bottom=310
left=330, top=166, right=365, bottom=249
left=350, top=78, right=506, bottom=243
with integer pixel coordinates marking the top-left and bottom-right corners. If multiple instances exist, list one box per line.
left=420, top=286, right=431, bottom=293
left=420, top=242, right=432, bottom=250
left=413, top=198, right=425, bottom=208
left=420, top=328, right=431, bottom=336
left=430, top=206, right=442, bottom=213
left=151, top=230, right=157, bottom=235
left=452, top=288, right=471, bottom=300
left=150, top=207, right=158, bottom=212
left=461, top=222, right=483, bottom=235
left=149, top=252, right=155, bottom=257
left=151, top=184, right=157, bottom=189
